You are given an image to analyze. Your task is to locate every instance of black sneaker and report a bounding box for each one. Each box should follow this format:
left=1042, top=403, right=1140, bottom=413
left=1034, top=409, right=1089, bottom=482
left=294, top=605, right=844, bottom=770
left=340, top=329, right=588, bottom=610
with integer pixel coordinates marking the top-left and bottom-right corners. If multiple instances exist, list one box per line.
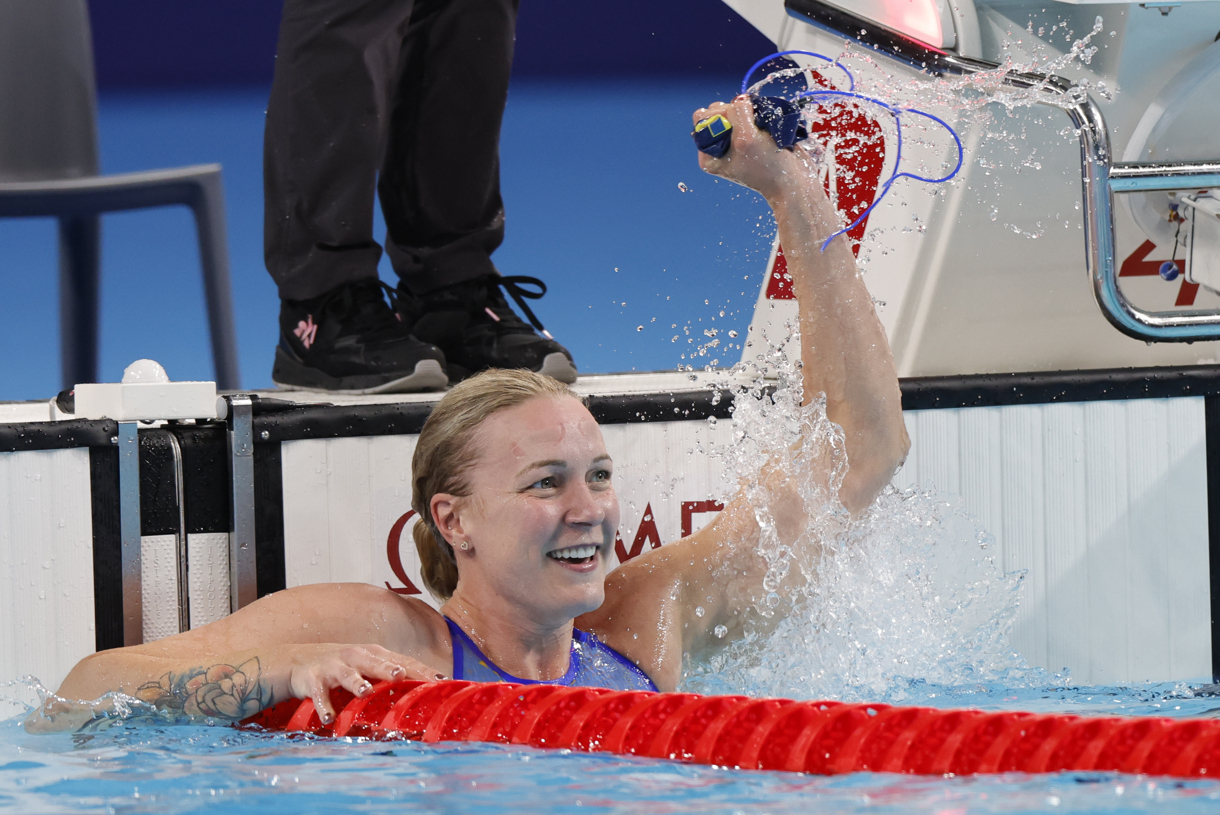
left=397, top=275, right=577, bottom=383
left=272, top=278, right=449, bottom=393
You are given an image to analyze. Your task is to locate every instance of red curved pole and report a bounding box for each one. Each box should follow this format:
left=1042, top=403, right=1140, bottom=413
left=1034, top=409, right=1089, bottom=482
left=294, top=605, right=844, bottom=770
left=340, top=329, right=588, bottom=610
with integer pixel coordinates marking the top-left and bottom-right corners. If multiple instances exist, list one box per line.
left=241, top=681, right=1220, bottom=779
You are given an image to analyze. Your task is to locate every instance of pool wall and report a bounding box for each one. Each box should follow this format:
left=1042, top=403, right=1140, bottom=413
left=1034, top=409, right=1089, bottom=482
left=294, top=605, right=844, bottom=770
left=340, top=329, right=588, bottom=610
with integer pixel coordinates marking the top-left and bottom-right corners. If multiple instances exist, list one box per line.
left=2, top=366, right=1216, bottom=693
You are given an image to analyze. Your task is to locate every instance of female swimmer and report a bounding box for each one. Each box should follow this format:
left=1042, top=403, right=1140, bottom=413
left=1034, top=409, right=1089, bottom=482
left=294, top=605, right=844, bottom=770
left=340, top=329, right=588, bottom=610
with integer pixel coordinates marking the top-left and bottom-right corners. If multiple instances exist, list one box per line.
left=29, top=97, right=908, bottom=732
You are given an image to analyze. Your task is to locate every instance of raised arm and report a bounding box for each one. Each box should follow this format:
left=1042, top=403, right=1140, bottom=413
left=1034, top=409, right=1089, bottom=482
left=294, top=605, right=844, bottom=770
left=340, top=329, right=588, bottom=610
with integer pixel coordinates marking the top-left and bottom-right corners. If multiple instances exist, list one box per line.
left=28, top=583, right=448, bottom=733
left=585, top=97, right=908, bottom=689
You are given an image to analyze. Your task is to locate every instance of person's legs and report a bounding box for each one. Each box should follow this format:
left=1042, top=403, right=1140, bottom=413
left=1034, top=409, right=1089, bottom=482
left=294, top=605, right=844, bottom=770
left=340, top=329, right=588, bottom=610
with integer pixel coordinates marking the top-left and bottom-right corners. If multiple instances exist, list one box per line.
left=382, top=0, right=578, bottom=383
left=265, top=0, right=447, bottom=393
left=378, top=0, right=512, bottom=294
left=265, top=0, right=411, bottom=300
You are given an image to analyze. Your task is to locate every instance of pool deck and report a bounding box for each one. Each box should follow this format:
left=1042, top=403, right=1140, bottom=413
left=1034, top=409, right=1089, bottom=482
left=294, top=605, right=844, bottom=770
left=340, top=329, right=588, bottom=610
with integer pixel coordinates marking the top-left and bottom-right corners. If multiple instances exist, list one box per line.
left=0, top=369, right=749, bottom=425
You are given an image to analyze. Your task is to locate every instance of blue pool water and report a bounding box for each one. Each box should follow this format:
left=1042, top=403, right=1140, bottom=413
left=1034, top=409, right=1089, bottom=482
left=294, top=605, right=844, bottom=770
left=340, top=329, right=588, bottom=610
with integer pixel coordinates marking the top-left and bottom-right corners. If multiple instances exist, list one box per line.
left=4, top=683, right=1220, bottom=814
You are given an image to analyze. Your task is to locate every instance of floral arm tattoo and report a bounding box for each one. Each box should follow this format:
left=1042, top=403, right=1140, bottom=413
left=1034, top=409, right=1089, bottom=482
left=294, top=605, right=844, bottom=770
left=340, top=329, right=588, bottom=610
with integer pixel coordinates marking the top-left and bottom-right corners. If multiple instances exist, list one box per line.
left=133, top=657, right=274, bottom=720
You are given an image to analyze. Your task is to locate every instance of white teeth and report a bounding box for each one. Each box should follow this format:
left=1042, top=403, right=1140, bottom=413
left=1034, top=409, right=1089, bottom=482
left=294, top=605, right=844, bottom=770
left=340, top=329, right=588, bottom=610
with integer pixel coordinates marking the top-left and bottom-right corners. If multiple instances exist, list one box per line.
left=549, top=545, right=597, bottom=561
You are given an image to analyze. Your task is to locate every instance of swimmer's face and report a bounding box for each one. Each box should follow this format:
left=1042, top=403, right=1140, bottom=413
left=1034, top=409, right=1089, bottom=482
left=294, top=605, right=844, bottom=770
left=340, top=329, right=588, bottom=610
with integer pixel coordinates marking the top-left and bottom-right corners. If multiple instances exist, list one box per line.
left=438, top=395, right=619, bottom=626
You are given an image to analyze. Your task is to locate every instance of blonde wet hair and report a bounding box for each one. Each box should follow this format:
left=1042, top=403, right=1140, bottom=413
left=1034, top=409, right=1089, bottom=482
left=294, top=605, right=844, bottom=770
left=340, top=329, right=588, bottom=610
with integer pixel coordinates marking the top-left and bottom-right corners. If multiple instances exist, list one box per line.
left=411, top=368, right=581, bottom=600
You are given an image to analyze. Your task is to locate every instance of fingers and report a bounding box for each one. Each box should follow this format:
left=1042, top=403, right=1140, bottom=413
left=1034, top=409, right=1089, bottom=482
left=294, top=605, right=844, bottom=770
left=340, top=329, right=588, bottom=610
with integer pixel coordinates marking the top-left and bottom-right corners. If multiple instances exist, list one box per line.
left=306, top=668, right=372, bottom=726
left=396, top=657, right=448, bottom=683
left=694, top=95, right=799, bottom=199
left=288, top=644, right=449, bottom=726
left=693, top=101, right=729, bottom=127
left=692, top=97, right=752, bottom=131
left=694, top=98, right=759, bottom=175
left=339, top=646, right=403, bottom=687
left=338, top=665, right=374, bottom=698
left=310, top=679, right=337, bottom=725
left=342, top=645, right=447, bottom=684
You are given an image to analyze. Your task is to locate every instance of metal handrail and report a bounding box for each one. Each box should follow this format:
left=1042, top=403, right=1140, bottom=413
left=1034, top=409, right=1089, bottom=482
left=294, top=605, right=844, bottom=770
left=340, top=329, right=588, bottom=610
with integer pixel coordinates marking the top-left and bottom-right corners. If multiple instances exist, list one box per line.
left=785, top=0, right=1220, bottom=342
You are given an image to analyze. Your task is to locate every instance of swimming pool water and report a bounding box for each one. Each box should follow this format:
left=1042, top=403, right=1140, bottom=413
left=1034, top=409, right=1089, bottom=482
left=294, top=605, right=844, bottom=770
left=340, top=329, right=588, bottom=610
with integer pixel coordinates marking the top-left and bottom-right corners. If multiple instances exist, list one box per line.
left=4, top=682, right=1220, bottom=814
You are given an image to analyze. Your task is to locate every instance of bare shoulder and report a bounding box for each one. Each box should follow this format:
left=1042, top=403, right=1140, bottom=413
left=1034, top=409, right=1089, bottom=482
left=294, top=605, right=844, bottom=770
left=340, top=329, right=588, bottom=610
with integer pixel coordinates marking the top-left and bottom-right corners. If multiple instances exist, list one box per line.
left=579, top=503, right=758, bottom=690
left=271, top=583, right=447, bottom=651
left=578, top=537, right=698, bottom=691
left=140, top=582, right=447, bottom=658
left=600, top=541, right=686, bottom=610
left=592, top=518, right=726, bottom=619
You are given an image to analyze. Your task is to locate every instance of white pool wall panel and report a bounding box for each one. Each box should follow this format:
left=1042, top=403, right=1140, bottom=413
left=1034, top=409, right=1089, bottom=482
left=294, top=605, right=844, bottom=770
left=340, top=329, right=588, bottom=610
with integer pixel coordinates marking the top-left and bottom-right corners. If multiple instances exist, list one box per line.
left=187, top=532, right=231, bottom=630
left=282, top=435, right=419, bottom=594
left=0, top=449, right=95, bottom=693
left=1, top=395, right=1209, bottom=691
left=139, top=533, right=179, bottom=643
left=598, top=420, right=738, bottom=550
left=277, top=397, right=1212, bottom=685
left=280, top=421, right=739, bottom=604
left=895, top=398, right=1211, bottom=685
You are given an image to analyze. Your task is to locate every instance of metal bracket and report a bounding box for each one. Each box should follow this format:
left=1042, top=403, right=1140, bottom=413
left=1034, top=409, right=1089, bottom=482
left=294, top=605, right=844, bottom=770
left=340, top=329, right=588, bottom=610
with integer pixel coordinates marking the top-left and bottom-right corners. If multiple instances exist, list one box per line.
left=783, top=0, right=1220, bottom=342
left=1100, top=163, right=1220, bottom=340
left=227, top=394, right=257, bottom=612
left=118, top=421, right=142, bottom=647
left=165, top=431, right=191, bottom=633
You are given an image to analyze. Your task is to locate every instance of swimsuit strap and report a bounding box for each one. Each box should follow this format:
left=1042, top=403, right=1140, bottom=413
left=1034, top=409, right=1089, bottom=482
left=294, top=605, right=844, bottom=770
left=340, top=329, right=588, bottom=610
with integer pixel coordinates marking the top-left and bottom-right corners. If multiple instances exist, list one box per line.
left=443, top=616, right=657, bottom=692
left=445, top=616, right=579, bottom=685
left=571, top=628, right=659, bottom=691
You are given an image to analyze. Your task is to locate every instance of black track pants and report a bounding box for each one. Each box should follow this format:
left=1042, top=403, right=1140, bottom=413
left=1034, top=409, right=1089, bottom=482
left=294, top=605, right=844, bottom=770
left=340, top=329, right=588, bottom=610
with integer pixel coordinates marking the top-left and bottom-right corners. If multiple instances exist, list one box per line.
left=264, top=0, right=517, bottom=300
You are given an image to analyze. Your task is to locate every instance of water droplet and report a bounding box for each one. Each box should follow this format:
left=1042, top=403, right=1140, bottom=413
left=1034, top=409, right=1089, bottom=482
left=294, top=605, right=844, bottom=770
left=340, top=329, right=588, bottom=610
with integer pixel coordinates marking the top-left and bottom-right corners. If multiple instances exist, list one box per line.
left=677, top=182, right=689, bottom=193
left=636, top=326, right=643, bottom=332
left=695, top=606, right=706, bottom=618
left=714, top=625, right=728, bottom=638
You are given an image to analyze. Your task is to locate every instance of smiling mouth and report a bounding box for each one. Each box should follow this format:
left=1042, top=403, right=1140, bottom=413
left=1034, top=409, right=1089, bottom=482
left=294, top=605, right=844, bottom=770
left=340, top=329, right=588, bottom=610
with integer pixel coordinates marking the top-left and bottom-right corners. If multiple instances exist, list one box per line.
left=547, top=545, right=599, bottom=566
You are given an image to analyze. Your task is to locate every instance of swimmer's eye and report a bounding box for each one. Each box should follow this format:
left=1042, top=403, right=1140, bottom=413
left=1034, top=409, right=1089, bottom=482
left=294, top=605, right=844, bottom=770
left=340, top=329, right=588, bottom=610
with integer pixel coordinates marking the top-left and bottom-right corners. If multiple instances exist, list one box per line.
left=589, top=468, right=612, bottom=487
left=530, top=476, right=559, bottom=490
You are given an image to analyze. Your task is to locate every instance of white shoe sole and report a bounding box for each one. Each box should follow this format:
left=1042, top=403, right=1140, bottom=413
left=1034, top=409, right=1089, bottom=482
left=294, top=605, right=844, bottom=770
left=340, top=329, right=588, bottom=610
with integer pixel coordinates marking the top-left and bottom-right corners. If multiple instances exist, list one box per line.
left=538, top=352, right=579, bottom=384
left=273, top=358, right=449, bottom=395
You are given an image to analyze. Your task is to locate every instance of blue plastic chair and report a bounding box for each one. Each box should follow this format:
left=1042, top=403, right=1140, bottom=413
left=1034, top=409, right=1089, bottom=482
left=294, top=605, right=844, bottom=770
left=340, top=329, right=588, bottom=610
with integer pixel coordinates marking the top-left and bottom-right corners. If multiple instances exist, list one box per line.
left=0, top=0, right=241, bottom=390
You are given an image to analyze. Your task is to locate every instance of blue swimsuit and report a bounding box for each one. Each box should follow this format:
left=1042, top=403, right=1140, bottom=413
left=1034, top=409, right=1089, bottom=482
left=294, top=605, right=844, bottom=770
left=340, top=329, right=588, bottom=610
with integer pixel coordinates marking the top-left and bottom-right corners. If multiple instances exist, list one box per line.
left=445, top=617, right=658, bottom=692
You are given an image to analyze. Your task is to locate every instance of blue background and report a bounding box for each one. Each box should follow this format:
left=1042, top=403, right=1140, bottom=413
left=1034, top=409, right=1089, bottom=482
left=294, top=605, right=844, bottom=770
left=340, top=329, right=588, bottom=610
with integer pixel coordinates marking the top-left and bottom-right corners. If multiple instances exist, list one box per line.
left=0, top=1, right=776, bottom=399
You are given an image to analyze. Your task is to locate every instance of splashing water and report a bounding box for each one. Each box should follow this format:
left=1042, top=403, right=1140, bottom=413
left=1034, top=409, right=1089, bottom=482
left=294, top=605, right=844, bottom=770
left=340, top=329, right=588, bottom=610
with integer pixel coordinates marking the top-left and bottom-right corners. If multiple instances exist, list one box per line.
left=4, top=675, right=223, bottom=734
left=737, top=15, right=1114, bottom=257
left=672, top=19, right=1149, bottom=703
left=839, top=15, right=1111, bottom=114
left=680, top=325, right=1040, bottom=704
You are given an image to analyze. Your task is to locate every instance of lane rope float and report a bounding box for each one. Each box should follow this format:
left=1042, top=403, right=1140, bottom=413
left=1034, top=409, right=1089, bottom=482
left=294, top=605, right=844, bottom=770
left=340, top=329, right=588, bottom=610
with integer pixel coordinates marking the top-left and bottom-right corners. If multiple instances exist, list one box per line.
left=243, top=681, right=1220, bottom=779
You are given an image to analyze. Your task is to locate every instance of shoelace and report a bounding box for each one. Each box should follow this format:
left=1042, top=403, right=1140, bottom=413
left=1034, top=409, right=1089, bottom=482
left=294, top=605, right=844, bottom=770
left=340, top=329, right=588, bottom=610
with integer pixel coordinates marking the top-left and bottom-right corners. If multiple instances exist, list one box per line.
left=315, top=278, right=404, bottom=339
left=486, top=276, right=555, bottom=340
